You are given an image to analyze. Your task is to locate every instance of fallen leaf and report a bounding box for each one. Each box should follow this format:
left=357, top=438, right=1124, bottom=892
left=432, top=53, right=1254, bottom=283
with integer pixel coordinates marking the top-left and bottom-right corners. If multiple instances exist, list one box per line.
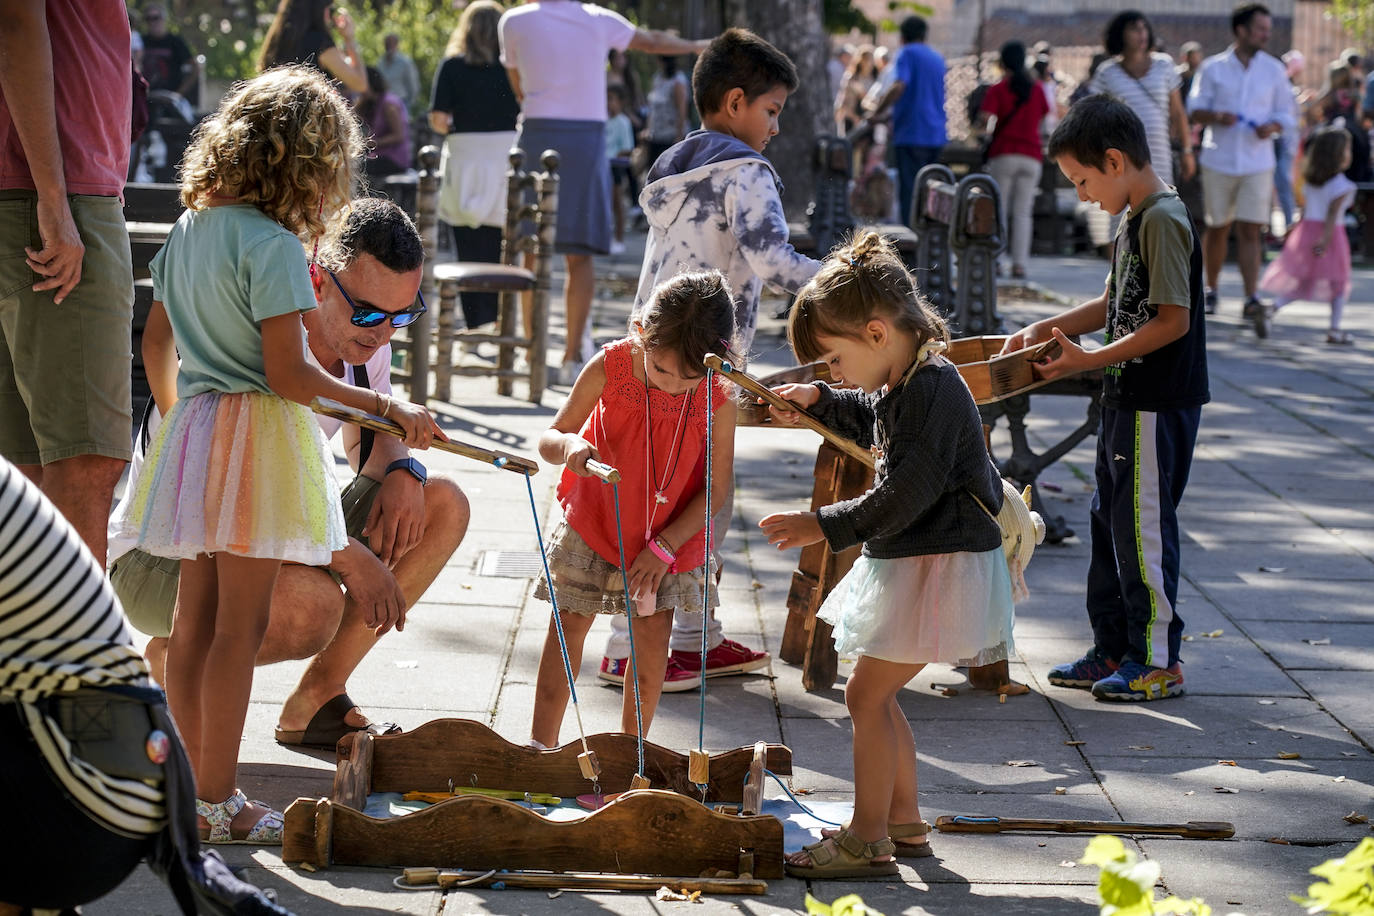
left=1041, top=481, right=1063, bottom=493
left=1258, top=566, right=1286, bottom=573
left=794, top=787, right=814, bottom=795
left=460, top=582, right=473, bottom=590
left=1342, top=752, right=1359, bottom=757
left=941, top=686, right=959, bottom=697
left=1219, top=760, right=1238, bottom=766
left=1334, top=776, right=1347, bottom=783
left=298, top=862, right=317, bottom=872
left=1054, top=786, right=1068, bottom=795
left=548, top=890, right=563, bottom=899
left=1006, top=760, right=1040, bottom=767
left=1128, top=745, right=1154, bottom=751
left=750, top=580, right=764, bottom=589
left=1258, top=699, right=1276, bottom=705
left=999, top=694, right=1007, bottom=704
left=1182, top=635, right=1193, bottom=642
left=1205, top=630, right=1224, bottom=638
left=394, top=660, right=418, bottom=669
left=1343, top=812, right=1369, bottom=825
left=1184, top=791, right=1195, bottom=796
left=1038, top=842, right=1047, bottom=847
left=1065, top=740, right=1086, bottom=746
left=1267, top=837, right=1291, bottom=845
left=1214, top=786, right=1240, bottom=794
left=655, top=887, right=692, bottom=902
left=1058, top=860, right=1077, bottom=868
left=1304, top=637, right=1332, bottom=646
left=1277, top=752, right=1302, bottom=760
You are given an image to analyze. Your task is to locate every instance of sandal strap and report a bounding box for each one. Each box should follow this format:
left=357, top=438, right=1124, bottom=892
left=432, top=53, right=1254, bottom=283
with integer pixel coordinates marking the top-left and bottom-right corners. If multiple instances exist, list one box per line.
left=889, top=820, right=932, bottom=839
left=802, top=836, right=840, bottom=867
left=196, top=789, right=247, bottom=844
left=835, top=828, right=895, bottom=860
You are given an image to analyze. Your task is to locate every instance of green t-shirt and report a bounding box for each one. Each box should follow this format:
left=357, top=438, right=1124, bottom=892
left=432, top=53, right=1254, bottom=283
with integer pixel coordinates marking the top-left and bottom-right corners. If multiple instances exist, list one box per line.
left=150, top=204, right=316, bottom=398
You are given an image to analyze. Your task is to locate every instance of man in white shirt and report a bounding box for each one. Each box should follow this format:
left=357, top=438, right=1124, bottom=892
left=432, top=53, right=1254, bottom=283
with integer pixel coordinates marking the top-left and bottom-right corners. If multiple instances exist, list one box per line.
left=108, top=199, right=471, bottom=749
left=1187, top=2, right=1295, bottom=321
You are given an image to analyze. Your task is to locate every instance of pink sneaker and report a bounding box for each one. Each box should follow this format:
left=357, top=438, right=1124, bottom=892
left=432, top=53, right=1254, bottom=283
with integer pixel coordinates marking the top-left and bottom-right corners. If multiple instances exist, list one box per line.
left=671, top=638, right=770, bottom=678
left=598, top=656, right=700, bottom=693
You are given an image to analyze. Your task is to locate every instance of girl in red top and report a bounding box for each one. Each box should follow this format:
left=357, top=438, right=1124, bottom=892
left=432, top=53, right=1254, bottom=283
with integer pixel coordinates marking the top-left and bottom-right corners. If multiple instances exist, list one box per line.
left=530, top=271, right=739, bottom=748
left=976, top=40, right=1050, bottom=279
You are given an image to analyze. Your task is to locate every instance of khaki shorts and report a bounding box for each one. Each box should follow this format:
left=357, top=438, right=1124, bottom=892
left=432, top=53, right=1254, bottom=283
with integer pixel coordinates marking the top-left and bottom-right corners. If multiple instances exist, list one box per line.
left=111, top=474, right=382, bottom=637
left=0, top=191, right=133, bottom=465
left=1200, top=167, right=1272, bottom=227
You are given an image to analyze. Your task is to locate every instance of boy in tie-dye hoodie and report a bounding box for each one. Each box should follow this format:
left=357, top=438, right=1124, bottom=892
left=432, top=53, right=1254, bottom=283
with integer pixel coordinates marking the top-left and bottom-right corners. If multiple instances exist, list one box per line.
left=599, top=29, right=821, bottom=692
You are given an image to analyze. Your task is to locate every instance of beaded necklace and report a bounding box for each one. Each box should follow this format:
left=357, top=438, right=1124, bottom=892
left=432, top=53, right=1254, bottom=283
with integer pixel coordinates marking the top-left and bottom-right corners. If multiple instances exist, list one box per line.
left=642, top=352, right=695, bottom=543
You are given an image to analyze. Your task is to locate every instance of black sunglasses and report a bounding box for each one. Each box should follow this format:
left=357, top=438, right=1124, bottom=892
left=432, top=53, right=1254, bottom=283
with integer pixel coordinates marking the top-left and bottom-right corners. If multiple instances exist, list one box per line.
left=325, top=267, right=426, bottom=328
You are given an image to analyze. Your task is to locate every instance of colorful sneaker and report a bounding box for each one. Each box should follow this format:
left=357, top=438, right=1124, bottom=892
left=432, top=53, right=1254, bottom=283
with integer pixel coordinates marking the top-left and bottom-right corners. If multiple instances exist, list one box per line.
left=597, top=655, right=701, bottom=693
left=671, top=638, right=771, bottom=678
left=1047, top=649, right=1119, bottom=689
left=1091, top=660, right=1184, bottom=701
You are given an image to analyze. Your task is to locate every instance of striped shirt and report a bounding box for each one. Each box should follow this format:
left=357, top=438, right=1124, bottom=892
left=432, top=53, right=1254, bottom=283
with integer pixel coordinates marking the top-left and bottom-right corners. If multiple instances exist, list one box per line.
left=0, top=459, right=165, bottom=836
left=1089, top=54, right=1180, bottom=178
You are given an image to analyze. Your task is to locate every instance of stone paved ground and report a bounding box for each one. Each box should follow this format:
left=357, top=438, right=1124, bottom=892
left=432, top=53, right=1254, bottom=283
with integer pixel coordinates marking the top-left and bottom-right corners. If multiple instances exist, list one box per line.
left=95, top=242, right=1374, bottom=915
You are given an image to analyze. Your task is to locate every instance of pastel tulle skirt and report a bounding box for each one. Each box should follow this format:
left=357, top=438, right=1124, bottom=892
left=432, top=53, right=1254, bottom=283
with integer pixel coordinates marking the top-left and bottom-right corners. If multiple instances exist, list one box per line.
left=1260, top=220, right=1351, bottom=303
left=818, top=548, right=1016, bottom=667
left=122, top=391, right=347, bottom=565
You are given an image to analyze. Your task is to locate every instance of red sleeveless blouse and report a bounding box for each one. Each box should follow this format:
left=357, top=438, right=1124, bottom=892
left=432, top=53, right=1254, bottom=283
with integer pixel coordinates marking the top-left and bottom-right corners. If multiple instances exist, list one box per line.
left=557, top=338, right=730, bottom=572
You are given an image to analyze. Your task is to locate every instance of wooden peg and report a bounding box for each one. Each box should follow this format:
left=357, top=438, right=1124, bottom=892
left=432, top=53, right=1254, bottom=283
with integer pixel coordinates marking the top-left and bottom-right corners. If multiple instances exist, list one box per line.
left=689, top=749, right=710, bottom=785
left=584, top=459, right=622, bottom=484
left=577, top=750, right=601, bottom=780
left=629, top=773, right=651, bottom=791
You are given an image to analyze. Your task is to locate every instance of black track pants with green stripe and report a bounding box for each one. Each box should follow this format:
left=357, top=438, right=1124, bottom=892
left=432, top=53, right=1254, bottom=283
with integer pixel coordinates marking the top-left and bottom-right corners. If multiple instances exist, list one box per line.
left=1084, top=405, right=1201, bottom=668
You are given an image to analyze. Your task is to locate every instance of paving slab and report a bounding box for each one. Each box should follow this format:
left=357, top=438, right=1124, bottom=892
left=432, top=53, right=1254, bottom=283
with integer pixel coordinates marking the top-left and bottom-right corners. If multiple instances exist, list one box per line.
left=1284, top=668, right=1374, bottom=746
left=1238, top=620, right=1374, bottom=670
left=1047, top=693, right=1360, bottom=759
left=1100, top=758, right=1374, bottom=841
left=1193, top=577, right=1374, bottom=623
left=1141, top=837, right=1356, bottom=916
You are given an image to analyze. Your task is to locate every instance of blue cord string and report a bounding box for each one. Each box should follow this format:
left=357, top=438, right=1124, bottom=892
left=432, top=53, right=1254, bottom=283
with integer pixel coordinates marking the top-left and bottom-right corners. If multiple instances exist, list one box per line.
left=609, top=481, right=645, bottom=777
left=524, top=471, right=578, bottom=706
left=698, top=369, right=712, bottom=756
left=746, top=768, right=844, bottom=826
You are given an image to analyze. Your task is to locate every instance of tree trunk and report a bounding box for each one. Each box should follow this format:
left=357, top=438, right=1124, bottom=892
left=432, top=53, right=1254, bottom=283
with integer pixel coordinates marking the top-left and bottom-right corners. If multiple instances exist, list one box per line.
left=722, top=0, right=828, bottom=220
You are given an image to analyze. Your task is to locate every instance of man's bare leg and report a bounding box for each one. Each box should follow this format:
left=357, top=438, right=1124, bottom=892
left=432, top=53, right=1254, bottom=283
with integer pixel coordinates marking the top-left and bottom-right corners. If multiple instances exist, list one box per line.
left=19, top=454, right=125, bottom=558
left=1202, top=223, right=1230, bottom=292
left=1234, top=221, right=1263, bottom=299
left=275, top=478, right=468, bottom=731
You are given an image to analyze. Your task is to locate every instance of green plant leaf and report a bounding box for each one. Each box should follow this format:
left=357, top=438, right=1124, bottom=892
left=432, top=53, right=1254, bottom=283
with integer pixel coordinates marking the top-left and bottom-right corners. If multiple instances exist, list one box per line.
left=1081, top=835, right=1130, bottom=868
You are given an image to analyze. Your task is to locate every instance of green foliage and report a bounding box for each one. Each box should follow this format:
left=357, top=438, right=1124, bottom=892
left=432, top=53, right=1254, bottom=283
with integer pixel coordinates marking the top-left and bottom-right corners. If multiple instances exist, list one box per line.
left=823, top=0, right=877, bottom=38
left=805, top=891, right=886, bottom=916
left=345, top=1, right=463, bottom=103
left=876, top=0, right=934, bottom=33
left=1080, top=836, right=1213, bottom=916
left=1292, top=837, right=1374, bottom=915
left=1328, top=0, right=1374, bottom=51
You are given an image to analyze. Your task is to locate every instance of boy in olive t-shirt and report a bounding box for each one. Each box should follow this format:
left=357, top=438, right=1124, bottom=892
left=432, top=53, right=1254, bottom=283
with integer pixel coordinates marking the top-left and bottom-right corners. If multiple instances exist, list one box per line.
left=1000, top=94, right=1208, bottom=702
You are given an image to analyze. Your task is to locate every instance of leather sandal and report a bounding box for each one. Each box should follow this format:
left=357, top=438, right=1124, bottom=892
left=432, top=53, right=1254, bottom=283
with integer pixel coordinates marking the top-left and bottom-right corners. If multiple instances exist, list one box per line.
left=274, top=693, right=402, bottom=749
left=196, top=789, right=283, bottom=845
left=785, top=827, right=899, bottom=879
left=889, top=819, right=935, bottom=858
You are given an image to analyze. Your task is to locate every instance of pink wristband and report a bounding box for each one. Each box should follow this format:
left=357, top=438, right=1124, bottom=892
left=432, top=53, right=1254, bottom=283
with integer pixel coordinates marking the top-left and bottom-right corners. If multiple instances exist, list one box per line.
left=647, top=537, right=675, bottom=566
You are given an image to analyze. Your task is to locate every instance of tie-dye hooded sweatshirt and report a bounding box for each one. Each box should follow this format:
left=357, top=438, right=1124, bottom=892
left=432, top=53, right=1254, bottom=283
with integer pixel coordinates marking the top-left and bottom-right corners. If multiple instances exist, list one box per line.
left=635, top=129, right=820, bottom=351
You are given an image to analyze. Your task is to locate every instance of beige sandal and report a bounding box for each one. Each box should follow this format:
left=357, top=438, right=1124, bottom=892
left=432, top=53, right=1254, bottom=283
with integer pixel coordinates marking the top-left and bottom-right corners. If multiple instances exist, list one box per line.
left=785, top=828, right=899, bottom=879
left=889, top=819, right=935, bottom=858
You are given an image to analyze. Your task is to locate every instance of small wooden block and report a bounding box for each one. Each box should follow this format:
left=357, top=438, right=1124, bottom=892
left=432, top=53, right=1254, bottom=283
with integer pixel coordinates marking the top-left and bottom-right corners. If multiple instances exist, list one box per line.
left=689, top=749, right=710, bottom=785
left=629, top=773, right=652, bottom=791
left=578, top=750, right=601, bottom=780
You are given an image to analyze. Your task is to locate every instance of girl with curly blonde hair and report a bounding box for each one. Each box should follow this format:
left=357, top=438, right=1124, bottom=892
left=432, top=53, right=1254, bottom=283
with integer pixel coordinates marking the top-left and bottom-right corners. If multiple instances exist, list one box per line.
left=119, top=66, right=440, bottom=845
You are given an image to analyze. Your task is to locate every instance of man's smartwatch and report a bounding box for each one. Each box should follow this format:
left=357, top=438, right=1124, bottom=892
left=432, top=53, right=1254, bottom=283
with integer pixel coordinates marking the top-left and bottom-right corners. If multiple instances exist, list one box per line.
left=385, top=457, right=427, bottom=485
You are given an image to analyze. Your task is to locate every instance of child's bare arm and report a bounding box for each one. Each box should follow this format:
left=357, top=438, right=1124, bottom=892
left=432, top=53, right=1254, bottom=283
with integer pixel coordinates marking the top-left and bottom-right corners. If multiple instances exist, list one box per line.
left=142, top=300, right=178, bottom=416
left=260, top=312, right=436, bottom=448
left=1036, top=304, right=1189, bottom=380
left=538, top=351, right=606, bottom=474
left=1000, top=285, right=1108, bottom=355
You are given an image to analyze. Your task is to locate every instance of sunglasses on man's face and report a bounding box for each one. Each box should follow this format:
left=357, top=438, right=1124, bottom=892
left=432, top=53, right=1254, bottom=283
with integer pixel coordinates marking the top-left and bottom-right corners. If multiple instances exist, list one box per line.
left=324, top=267, right=426, bottom=328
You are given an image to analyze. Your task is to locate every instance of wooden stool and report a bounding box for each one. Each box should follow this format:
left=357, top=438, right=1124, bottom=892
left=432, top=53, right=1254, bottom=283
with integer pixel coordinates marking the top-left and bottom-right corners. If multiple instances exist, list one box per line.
left=432, top=149, right=559, bottom=405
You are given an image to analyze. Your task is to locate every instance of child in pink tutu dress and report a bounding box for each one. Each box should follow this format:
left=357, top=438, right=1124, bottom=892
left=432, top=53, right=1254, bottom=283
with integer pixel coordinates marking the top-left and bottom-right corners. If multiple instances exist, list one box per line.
left=118, top=67, right=438, bottom=845
left=1260, top=125, right=1357, bottom=344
